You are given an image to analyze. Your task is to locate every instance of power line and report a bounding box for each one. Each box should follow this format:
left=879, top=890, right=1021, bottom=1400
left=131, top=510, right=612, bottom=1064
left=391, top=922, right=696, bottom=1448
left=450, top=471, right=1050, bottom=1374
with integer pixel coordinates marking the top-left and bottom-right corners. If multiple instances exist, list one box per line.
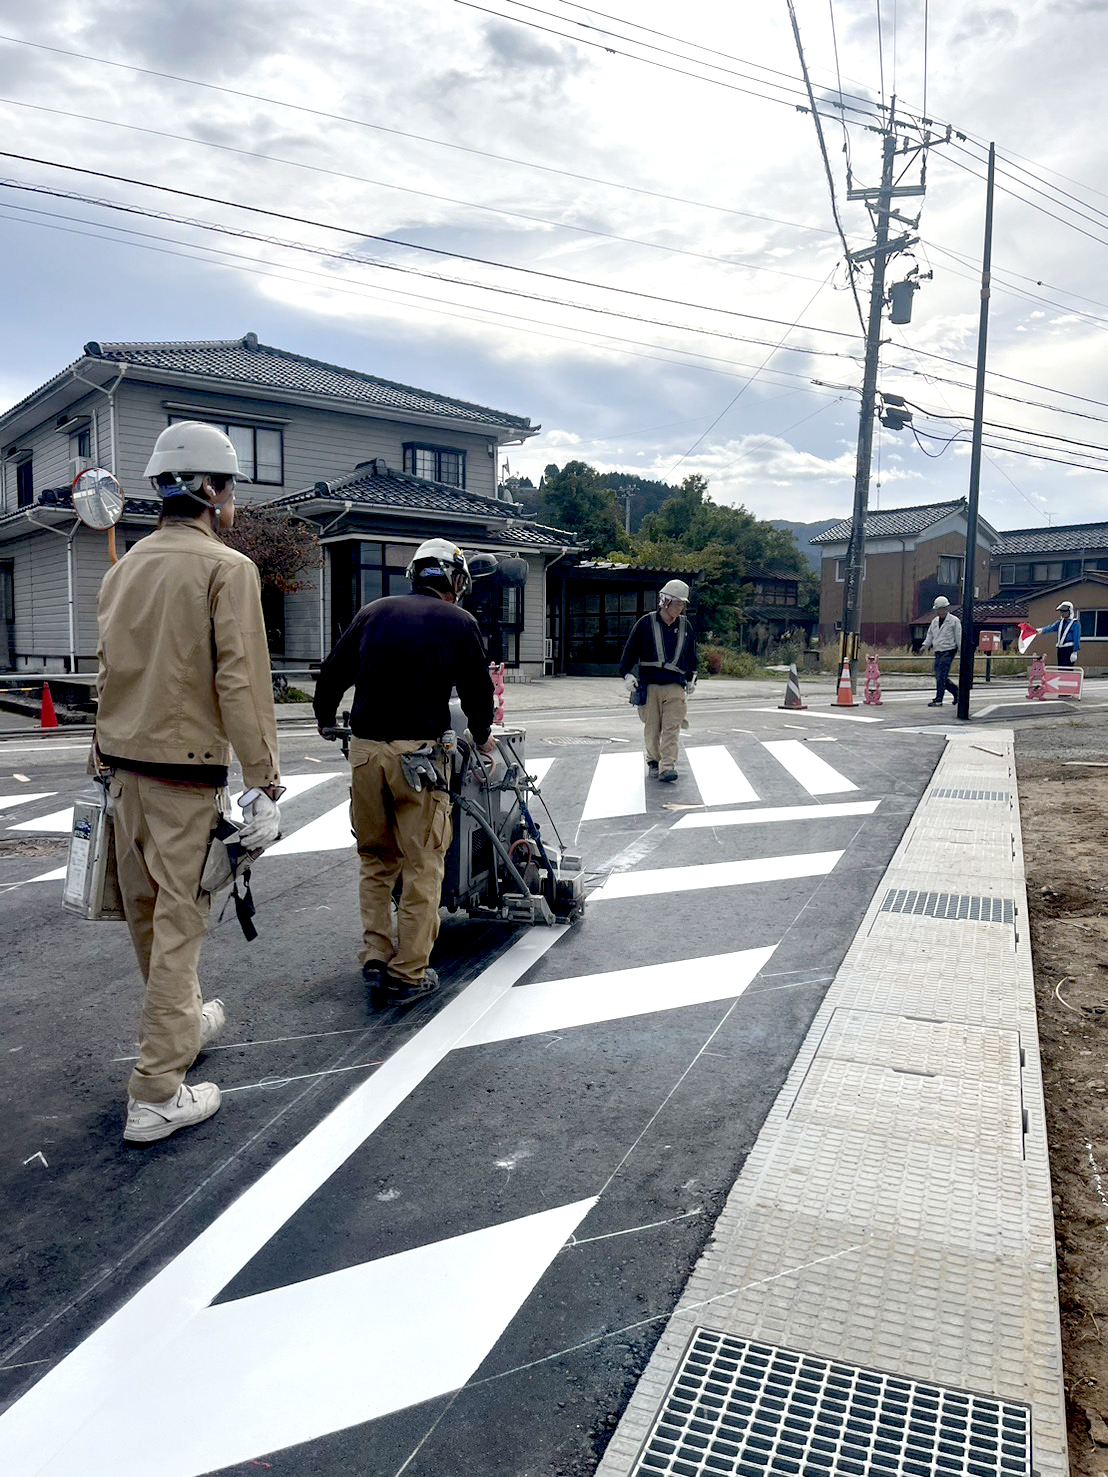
left=0, top=32, right=835, bottom=230
left=0, top=94, right=833, bottom=288
left=785, top=0, right=867, bottom=334
left=0, top=152, right=862, bottom=344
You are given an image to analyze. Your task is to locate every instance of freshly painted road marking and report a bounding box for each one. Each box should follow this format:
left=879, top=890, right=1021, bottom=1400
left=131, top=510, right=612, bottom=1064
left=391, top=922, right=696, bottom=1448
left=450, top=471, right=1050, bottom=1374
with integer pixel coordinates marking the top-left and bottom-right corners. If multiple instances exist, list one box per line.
left=18, top=1200, right=596, bottom=1477
left=580, top=751, right=646, bottom=820
left=267, top=799, right=353, bottom=855
left=527, top=757, right=555, bottom=786
left=277, top=772, right=344, bottom=802
left=458, top=946, right=777, bottom=1046
left=762, top=740, right=858, bottom=795
left=26, top=865, right=66, bottom=883
left=9, top=806, right=74, bottom=834
left=589, top=850, right=843, bottom=901
left=673, top=801, right=880, bottom=830
left=684, top=746, right=758, bottom=805
left=0, top=928, right=566, bottom=1475
left=0, top=793, right=54, bottom=810
left=751, top=708, right=881, bottom=724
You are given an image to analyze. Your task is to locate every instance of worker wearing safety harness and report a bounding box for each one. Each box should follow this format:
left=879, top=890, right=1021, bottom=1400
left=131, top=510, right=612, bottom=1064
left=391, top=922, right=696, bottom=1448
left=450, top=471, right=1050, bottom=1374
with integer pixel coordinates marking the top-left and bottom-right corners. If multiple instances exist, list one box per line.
left=1038, top=599, right=1081, bottom=666
left=619, top=579, right=698, bottom=782
left=314, top=538, right=496, bottom=1004
left=95, top=422, right=282, bottom=1144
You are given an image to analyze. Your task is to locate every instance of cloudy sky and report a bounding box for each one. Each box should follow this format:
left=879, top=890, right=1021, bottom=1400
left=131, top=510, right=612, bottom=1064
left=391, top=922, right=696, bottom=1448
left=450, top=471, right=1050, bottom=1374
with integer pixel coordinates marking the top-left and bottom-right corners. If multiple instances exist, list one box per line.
left=1, top=0, right=1106, bottom=530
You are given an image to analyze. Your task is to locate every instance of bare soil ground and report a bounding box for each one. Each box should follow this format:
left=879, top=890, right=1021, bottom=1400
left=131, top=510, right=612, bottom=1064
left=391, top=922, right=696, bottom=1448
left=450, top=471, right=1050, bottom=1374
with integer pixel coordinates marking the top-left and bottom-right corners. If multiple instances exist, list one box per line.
left=1019, top=717, right=1108, bottom=1473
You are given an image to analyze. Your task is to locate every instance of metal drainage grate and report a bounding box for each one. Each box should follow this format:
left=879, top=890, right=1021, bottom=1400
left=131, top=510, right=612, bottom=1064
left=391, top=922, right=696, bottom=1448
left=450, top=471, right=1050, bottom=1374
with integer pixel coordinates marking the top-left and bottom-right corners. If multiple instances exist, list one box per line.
left=632, top=1331, right=1032, bottom=1477
left=881, top=889, right=1014, bottom=924
left=930, top=788, right=1010, bottom=803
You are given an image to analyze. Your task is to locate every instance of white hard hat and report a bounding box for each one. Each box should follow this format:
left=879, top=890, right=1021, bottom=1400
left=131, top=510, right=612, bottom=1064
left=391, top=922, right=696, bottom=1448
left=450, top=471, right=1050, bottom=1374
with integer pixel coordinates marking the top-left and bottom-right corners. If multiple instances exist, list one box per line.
left=143, top=421, right=244, bottom=484
left=932, top=595, right=950, bottom=609
left=659, top=579, right=690, bottom=603
left=1058, top=600, right=1074, bottom=611
left=406, top=537, right=472, bottom=594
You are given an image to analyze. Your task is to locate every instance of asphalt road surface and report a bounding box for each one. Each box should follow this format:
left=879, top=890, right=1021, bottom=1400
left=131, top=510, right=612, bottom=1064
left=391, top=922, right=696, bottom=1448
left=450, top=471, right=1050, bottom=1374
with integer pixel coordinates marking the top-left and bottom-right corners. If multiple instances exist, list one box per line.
left=0, top=692, right=969, bottom=1475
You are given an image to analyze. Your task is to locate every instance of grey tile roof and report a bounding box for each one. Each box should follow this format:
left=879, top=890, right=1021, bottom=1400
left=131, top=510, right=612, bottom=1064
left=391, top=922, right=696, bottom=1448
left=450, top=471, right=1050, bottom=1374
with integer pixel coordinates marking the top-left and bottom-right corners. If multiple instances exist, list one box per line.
left=811, top=499, right=966, bottom=544
left=267, top=466, right=575, bottom=549
left=78, top=335, right=535, bottom=434
left=995, top=522, right=1108, bottom=555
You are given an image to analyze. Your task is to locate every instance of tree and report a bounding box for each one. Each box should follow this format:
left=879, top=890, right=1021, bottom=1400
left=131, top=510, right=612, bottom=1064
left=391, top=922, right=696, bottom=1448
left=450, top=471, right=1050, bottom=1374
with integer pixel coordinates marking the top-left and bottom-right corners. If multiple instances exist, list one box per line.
left=536, top=461, right=627, bottom=556
left=221, top=506, right=321, bottom=594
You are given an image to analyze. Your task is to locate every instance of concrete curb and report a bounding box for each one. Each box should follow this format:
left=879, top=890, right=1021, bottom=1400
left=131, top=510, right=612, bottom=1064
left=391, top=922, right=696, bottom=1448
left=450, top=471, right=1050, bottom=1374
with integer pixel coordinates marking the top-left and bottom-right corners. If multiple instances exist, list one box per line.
left=596, top=729, right=1066, bottom=1477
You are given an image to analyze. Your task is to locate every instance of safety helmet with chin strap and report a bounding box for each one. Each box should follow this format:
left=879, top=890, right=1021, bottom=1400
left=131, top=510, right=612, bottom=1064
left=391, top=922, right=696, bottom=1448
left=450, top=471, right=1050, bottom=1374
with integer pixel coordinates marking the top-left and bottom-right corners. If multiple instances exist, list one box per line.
left=659, top=578, right=690, bottom=606
left=143, top=421, right=245, bottom=501
left=406, top=537, right=472, bottom=595
left=1058, top=600, right=1075, bottom=612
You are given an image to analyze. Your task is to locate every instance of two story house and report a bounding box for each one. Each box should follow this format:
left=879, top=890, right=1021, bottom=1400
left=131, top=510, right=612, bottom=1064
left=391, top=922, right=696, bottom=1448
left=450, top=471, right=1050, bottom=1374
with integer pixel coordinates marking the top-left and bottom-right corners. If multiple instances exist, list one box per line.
left=0, top=334, right=571, bottom=677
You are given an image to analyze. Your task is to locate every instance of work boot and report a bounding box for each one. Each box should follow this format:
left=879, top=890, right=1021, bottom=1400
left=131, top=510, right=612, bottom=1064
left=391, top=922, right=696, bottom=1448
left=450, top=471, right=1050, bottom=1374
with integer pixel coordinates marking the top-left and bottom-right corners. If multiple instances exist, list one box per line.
left=659, top=770, right=679, bottom=783
left=646, top=760, right=659, bottom=777
left=200, top=999, right=226, bottom=1049
left=124, top=1082, right=221, bottom=1144
left=384, top=966, right=440, bottom=1005
left=927, top=699, right=942, bottom=707
left=361, top=960, right=389, bottom=988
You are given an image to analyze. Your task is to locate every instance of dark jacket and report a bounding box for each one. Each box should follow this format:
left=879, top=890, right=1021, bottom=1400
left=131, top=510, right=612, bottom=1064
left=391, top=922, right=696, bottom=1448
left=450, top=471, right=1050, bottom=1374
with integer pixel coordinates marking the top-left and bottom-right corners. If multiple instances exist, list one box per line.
left=619, top=611, right=697, bottom=687
left=313, top=592, right=495, bottom=745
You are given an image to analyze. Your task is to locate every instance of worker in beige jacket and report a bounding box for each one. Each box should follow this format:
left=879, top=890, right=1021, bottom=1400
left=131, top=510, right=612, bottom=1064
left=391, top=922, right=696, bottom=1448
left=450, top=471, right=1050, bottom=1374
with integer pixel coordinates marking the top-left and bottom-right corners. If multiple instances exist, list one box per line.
left=95, top=421, right=282, bottom=1143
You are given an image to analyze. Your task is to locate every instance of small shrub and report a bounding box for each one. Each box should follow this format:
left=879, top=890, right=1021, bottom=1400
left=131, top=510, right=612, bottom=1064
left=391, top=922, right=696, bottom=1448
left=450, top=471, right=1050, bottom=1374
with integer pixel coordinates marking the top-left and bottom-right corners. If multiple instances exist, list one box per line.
left=699, top=645, right=758, bottom=678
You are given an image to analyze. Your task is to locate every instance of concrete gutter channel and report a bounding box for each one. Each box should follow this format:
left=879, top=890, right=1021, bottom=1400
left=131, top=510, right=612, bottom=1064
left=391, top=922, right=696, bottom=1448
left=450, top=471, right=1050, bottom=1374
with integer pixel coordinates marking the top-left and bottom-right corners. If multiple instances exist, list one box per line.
left=597, top=730, right=1066, bottom=1477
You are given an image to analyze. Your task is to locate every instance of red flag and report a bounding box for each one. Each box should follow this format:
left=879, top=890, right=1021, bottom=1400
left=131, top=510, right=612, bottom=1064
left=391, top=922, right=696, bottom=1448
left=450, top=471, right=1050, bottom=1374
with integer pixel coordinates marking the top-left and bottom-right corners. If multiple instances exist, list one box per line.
left=1017, top=622, right=1038, bottom=655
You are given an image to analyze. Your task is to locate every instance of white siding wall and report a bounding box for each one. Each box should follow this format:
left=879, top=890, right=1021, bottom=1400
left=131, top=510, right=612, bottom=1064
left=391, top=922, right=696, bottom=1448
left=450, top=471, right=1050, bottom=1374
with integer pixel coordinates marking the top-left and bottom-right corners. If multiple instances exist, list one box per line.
left=519, top=554, right=546, bottom=674
left=115, top=382, right=500, bottom=503
left=73, top=527, right=116, bottom=672
left=9, top=532, right=70, bottom=668
left=2, top=388, right=107, bottom=512
left=282, top=578, right=321, bottom=663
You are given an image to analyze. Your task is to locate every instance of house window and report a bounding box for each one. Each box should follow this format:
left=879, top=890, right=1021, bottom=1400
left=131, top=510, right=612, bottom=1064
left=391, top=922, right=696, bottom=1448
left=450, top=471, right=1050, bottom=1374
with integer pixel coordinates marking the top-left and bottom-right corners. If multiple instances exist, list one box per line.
left=403, top=443, right=466, bottom=488
left=169, top=416, right=283, bottom=485
left=938, top=555, right=963, bottom=587
left=751, top=579, right=798, bottom=606
left=834, top=558, right=866, bottom=583
left=1032, top=561, right=1063, bottom=583
left=1079, top=610, right=1108, bottom=639
left=15, top=459, right=33, bottom=508
left=69, top=428, right=91, bottom=460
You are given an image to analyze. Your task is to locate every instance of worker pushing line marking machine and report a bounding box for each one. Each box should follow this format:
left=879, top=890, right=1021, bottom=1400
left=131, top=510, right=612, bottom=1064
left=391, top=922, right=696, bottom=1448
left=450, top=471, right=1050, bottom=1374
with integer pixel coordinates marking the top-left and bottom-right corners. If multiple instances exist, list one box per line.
left=321, top=706, right=585, bottom=929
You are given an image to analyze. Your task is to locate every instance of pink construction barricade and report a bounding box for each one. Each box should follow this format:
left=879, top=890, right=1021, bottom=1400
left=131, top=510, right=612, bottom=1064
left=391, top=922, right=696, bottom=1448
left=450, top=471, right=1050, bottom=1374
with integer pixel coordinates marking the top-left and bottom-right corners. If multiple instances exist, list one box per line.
left=1027, top=656, right=1083, bottom=700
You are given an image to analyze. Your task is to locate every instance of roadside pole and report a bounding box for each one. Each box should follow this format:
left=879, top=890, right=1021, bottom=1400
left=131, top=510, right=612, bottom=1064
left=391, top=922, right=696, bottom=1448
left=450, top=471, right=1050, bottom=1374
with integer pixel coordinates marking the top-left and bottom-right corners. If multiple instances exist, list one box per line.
left=956, top=144, right=996, bottom=722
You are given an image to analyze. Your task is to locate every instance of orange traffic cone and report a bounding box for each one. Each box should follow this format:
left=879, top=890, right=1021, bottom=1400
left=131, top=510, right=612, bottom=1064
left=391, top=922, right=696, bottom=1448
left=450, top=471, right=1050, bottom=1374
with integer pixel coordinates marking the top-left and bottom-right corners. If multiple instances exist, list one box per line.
left=778, top=663, right=807, bottom=710
left=40, top=682, right=58, bottom=729
left=835, top=659, right=856, bottom=707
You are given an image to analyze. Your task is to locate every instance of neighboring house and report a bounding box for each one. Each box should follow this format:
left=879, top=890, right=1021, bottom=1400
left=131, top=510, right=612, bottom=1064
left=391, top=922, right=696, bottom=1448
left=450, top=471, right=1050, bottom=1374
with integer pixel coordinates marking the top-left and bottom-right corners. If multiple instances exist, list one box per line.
left=0, top=334, right=571, bottom=678
left=814, top=500, right=998, bottom=648
left=737, top=570, right=815, bottom=657
left=545, top=561, right=698, bottom=676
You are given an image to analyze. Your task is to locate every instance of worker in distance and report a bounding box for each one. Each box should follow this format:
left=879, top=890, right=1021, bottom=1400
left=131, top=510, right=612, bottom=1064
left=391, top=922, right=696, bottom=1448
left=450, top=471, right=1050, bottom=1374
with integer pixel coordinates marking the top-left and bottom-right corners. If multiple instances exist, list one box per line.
left=922, top=594, right=962, bottom=707
left=1037, top=599, right=1081, bottom=666
left=314, top=537, right=496, bottom=1004
left=619, top=579, right=698, bottom=783
left=95, top=421, right=283, bottom=1144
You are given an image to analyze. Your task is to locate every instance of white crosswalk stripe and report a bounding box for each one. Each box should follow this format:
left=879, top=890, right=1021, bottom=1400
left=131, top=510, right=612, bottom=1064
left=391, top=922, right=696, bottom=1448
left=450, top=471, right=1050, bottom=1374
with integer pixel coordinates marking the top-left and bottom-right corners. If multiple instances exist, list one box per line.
left=580, top=751, right=645, bottom=820
left=673, top=800, right=879, bottom=830
left=589, top=850, right=843, bottom=901
left=458, top=946, right=776, bottom=1046
left=0, top=792, right=55, bottom=810
left=684, top=746, right=758, bottom=805
left=761, top=739, right=858, bottom=795
left=10, top=806, right=74, bottom=833
left=526, top=757, right=555, bottom=787
left=267, top=799, right=353, bottom=855
left=278, top=772, right=344, bottom=802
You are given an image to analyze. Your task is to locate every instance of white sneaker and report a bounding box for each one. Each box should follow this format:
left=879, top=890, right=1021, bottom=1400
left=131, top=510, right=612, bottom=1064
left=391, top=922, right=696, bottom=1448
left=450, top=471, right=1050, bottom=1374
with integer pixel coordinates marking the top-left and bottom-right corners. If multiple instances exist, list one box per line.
left=200, top=998, right=226, bottom=1049
left=124, top=1082, right=221, bottom=1144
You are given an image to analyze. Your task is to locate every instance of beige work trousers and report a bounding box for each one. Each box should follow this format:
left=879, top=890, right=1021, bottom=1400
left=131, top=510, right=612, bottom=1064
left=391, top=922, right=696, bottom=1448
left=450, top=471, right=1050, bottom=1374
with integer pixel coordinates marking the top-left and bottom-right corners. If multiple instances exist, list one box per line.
left=639, top=682, right=686, bottom=772
left=110, top=771, right=220, bottom=1103
left=349, top=738, right=452, bottom=986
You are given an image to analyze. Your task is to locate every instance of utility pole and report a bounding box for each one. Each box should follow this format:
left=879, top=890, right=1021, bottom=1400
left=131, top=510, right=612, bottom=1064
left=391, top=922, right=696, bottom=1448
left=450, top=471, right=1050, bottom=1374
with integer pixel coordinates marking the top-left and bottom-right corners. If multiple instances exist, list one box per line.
left=839, top=103, right=901, bottom=685
left=956, top=143, right=996, bottom=722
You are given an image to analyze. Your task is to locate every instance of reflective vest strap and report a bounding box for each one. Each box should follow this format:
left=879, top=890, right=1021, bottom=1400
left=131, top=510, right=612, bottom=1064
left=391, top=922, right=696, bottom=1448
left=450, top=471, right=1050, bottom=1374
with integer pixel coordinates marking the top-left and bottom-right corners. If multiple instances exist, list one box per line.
left=641, top=613, right=688, bottom=674
left=1060, top=617, right=1078, bottom=645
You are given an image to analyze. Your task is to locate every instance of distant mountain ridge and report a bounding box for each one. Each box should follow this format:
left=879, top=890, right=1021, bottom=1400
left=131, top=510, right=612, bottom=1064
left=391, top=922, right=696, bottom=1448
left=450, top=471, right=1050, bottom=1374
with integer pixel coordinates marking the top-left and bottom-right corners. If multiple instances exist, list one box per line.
left=771, top=518, right=841, bottom=571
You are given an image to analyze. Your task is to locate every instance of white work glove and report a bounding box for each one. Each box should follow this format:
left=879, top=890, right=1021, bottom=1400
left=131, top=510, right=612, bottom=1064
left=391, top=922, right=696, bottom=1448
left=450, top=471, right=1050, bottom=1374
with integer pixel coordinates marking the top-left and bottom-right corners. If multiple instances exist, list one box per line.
left=237, top=791, right=281, bottom=851
left=1070, top=651, right=1078, bottom=664
left=623, top=673, right=638, bottom=694
left=686, top=672, right=698, bottom=694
